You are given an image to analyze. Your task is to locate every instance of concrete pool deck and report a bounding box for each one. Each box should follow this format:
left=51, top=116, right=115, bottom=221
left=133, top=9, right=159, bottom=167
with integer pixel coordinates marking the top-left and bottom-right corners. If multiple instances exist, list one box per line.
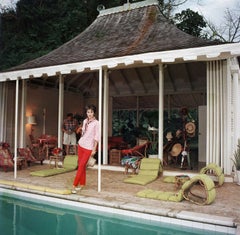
left=0, top=162, right=239, bottom=234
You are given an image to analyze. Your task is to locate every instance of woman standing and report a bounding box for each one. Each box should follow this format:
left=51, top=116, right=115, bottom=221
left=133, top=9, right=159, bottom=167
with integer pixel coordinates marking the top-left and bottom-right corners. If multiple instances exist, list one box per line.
left=72, top=104, right=99, bottom=194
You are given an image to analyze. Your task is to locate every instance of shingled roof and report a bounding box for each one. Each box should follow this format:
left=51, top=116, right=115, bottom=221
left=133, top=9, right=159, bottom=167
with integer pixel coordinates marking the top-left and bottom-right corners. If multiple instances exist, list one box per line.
left=8, top=0, right=218, bottom=72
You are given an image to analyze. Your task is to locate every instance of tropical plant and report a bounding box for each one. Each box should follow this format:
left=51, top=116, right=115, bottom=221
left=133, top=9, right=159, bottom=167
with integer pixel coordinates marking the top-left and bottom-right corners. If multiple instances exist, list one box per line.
left=232, top=140, right=240, bottom=171
left=142, top=128, right=158, bottom=155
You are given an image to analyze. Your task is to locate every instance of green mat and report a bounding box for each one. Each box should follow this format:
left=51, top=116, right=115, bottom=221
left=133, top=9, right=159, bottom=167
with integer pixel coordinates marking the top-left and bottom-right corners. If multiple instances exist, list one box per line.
left=137, top=174, right=216, bottom=205
left=124, top=158, right=162, bottom=185
left=137, top=189, right=184, bottom=202
left=30, top=155, right=78, bottom=177
left=200, top=163, right=224, bottom=186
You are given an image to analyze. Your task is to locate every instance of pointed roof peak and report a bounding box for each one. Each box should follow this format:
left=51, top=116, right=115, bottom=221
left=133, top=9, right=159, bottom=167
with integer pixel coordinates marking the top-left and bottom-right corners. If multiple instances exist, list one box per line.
left=98, top=0, right=159, bottom=17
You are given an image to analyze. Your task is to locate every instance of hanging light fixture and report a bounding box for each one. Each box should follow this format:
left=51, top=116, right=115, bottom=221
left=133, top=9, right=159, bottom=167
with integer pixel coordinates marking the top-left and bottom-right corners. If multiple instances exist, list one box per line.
left=27, top=115, right=37, bottom=135
left=27, top=116, right=37, bottom=125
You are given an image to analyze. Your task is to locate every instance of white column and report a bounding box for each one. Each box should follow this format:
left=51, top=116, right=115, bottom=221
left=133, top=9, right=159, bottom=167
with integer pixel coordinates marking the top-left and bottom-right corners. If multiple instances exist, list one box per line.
left=0, top=82, right=7, bottom=141
left=206, top=61, right=211, bottom=164
left=223, top=60, right=232, bottom=174
left=158, top=64, right=164, bottom=161
left=58, top=75, right=64, bottom=148
left=14, top=78, right=19, bottom=179
left=103, top=69, right=109, bottom=165
left=233, top=71, right=239, bottom=146
left=98, top=67, right=103, bottom=192
left=19, top=80, right=27, bottom=147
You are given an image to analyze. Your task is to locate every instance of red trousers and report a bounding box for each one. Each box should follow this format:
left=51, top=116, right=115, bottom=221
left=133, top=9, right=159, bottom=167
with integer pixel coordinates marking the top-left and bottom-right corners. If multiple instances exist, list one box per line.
left=73, top=145, right=91, bottom=187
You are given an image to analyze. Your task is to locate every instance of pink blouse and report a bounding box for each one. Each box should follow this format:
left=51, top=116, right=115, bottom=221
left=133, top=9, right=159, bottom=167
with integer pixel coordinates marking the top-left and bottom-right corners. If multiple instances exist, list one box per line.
left=78, top=118, right=99, bottom=150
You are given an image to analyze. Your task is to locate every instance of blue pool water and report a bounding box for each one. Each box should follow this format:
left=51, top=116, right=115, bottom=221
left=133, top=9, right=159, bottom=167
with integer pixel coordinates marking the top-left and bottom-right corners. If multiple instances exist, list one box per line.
left=0, top=191, right=231, bottom=235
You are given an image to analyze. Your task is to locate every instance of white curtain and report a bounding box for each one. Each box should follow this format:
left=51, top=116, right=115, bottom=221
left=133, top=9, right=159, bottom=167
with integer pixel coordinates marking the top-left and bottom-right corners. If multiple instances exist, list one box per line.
left=206, top=60, right=232, bottom=174
left=206, top=61, right=229, bottom=172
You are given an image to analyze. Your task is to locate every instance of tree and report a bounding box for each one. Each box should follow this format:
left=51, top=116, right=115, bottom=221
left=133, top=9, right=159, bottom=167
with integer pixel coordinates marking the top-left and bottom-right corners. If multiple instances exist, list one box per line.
left=205, top=7, right=240, bottom=42
left=0, top=0, right=147, bottom=71
left=0, top=0, right=209, bottom=71
left=173, top=8, right=206, bottom=37
left=158, top=0, right=188, bottom=20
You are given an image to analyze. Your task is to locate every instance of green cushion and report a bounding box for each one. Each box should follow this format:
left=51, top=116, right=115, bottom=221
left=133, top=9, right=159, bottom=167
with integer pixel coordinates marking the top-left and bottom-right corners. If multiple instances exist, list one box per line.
left=182, top=174, right=216, bottom=205
left=138, top=169, right=159, bottom=177
left=62, top=155, right=78, bottom=169
left=137, top=189, right=184, bottom=202
left=163, top=176, right=175, bottom=183
left=30, top=168, right=73, bottom=177
left=124, top=175, right=158, bottom=185
left=137, top=174, right=216, bottom=205
left=123, top=158, right=162, bottom=185
left=30, top=155, right=78, bottom=177
left=200, top=163, right=224, bottom=186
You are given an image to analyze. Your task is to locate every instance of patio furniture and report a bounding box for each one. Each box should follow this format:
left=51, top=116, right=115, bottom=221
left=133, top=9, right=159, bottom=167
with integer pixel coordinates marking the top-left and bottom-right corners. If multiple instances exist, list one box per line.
left=15, top=157, right=27, bottom=170
left=200, top=163, right=224, bottom=187
left=39, top=135, right=57, bottom=160
left=29, top=134, right=44, bottom=162
left=49, top=155, right=63, bottom=168
left=137, top=174, right=216, bottom=205
left=123, top=158, right=162, bottom=185
left=121, top=156, right=141, bottom=174
left=17, top=147, right=36, bottom=166
left=30, top=155, right=78, bottom=177
left=121, top=142, right=149, bottom=158
left=109, top=149, right=121, bottom=165
left=0, top=143, right=14, bottom=172
left=175, top=175, right=190, bottom=189
left=49, top=148, right=63, bottom=168
left=120, top=142, right=149, bottom=174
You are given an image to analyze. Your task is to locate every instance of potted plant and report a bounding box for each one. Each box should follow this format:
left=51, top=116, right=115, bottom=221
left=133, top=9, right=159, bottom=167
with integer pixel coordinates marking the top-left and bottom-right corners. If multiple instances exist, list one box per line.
left=232, top=140, right=240, bottom=185
left=144, top=127, right=158, bottom=158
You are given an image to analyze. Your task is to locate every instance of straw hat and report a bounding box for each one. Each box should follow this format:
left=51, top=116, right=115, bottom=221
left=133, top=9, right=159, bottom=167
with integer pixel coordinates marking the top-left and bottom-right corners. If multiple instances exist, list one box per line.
left=185, top=122, right=196, bottom=134
left=166, top=132, right=173, bottom=141
left=170, top=143, right=182, bottom=157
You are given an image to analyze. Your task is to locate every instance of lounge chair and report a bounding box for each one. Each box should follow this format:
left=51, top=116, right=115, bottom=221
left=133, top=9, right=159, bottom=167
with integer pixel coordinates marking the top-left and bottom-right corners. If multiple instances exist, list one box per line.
left=0, top=144, right=14, bottom=172
left=121, top=142, right=149, bottom=174
left=123, top=158, right=162, bottom=185
left=30, top=155, right=78, bottom=177
left=137, top=174, right=216, bottom=205
left=17, top=147, right=36, bottom=166
left=121, top=142, right=149, bottom=158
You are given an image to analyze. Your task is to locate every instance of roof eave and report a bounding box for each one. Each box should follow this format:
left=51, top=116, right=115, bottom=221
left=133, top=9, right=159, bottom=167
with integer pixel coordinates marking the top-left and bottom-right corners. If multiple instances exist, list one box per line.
left=1, top=43, right=240, bottom=82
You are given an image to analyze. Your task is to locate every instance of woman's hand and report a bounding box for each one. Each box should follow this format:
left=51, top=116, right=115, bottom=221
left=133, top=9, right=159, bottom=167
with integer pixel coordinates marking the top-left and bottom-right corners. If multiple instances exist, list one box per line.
left=91, top=150, right=96, bottom=156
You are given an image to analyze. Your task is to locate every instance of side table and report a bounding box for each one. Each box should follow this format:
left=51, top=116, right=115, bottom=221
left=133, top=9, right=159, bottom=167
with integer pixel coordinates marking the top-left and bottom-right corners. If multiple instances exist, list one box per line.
left=15, top=157, right=27, bottom=170
left=175, top=175, right=190, bottom=189
left=109, top=149, right=121, bottom=165
left=49, top=155, right=62, bottom=168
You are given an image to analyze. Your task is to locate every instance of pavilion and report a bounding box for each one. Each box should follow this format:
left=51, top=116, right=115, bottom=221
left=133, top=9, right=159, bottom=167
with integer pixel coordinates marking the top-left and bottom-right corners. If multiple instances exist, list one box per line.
left=0, top=0, right=240, bottom=186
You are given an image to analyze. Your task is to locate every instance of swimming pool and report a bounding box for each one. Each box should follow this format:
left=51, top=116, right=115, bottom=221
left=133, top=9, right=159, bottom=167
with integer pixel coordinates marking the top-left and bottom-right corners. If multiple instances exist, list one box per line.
left=0, top=188, right=235, bottom=235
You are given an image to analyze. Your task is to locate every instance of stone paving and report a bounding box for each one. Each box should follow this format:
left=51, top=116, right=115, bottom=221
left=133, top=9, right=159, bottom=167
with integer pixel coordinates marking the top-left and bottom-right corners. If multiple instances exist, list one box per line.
left=0, top=161, right=240, bottom=231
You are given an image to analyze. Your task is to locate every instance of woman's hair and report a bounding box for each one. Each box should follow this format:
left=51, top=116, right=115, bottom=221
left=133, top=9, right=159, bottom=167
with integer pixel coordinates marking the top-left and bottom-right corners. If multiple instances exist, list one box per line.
left=85, top=104, right=97, bottom=113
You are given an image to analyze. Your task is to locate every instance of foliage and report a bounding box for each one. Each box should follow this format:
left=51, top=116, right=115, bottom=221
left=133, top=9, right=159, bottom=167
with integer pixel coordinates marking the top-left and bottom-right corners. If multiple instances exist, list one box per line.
left=205, top=7, right=240, bottom=43
left=0, top=0, right=140, bottom=71
left=232, top=140, right=240, bottom=171
left=0, top=0, right=209, bottom=71
left=112, top=110, right=139, bottom=146
left=139, top=110, right=159, bottom=154
left=158, top=0, right=188, bottom=20
left=112, top=108, right=198, bottom=154
left=145, top=130, right=158, bottom=154
left=174, top=8, right=207, bottom=37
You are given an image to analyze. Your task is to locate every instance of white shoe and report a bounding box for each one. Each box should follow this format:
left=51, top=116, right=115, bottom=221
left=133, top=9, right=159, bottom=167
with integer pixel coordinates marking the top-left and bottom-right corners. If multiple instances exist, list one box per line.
left=71, top=189, right=77, bottom=194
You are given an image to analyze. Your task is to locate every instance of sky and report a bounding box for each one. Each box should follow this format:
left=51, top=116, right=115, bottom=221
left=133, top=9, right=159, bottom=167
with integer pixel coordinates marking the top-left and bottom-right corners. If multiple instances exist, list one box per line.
left=0, top=0, right=239, bottom=25
left=176, top=0, right=239, bottom=25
